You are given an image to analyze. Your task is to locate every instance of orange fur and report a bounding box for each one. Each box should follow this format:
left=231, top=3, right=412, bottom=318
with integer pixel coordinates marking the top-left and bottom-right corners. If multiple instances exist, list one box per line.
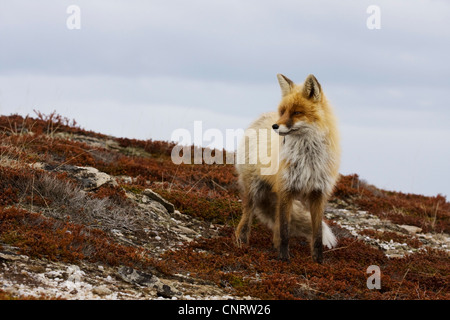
left=235, top=74, right=340, bottom=262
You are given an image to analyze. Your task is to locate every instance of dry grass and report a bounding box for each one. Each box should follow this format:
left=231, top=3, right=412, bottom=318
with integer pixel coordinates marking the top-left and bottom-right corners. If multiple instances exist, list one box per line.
left=0, top=165, right=141, bottom=233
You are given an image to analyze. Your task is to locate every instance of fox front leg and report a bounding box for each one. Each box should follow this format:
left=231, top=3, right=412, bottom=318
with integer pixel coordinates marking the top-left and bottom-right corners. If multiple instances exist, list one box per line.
left=309, top=190, right=326, bottom=263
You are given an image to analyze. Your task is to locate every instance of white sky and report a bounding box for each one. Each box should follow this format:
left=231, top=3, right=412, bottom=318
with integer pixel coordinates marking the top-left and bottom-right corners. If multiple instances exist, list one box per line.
left=0, top=0, right=449, bottom=197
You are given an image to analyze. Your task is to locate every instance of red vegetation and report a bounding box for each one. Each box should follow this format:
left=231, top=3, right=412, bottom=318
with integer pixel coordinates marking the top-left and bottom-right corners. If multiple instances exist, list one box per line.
left=333, top=174, right=449, bottom=233
left=159, top=226, right=448, bottom=300
left=92, top=184, right=129, bottom=205
left=1, top=112, right=449, bottom=300
left=0, top=206, right=156, bottom=269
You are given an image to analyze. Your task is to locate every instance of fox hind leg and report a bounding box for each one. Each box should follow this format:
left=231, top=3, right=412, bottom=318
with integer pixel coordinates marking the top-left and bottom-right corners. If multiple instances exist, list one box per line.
left=235, top=192, right=255, bottom=247
left=236, top=179, right=277, bottom=247
left=254, top=188, right=278, bottom=249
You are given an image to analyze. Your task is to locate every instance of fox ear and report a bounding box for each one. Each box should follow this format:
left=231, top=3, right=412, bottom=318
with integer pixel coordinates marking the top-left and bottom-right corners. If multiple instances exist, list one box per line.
left=277, top=74, right=295, bottom=97
left=302, top=74, right=322, bottom=102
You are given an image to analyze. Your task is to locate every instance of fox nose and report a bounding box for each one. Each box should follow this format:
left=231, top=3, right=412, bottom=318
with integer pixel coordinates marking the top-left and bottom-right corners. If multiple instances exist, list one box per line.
left=272, top=124, right=279, bottom=130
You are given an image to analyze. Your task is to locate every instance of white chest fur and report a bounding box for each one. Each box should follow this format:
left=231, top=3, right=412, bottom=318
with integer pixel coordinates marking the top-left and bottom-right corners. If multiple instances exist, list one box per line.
left=280, top=124, right=334, bottom=195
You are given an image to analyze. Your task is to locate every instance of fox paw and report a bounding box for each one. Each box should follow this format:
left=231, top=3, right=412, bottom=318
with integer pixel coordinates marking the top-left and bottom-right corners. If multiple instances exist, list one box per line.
left=234, top=234, right=248, bottom=248
left=277, top=248, right=290, bottom=261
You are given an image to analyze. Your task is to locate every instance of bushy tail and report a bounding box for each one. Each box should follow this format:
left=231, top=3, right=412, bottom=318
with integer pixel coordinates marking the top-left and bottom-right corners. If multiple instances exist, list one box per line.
left=290, top=200, right=337, bottom=249
left=321, top=220, right=337, bottom=249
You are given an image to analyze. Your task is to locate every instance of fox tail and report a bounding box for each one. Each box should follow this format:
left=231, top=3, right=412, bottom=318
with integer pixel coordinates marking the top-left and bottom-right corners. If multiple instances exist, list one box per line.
left=290, top=200, right=337, bottom=249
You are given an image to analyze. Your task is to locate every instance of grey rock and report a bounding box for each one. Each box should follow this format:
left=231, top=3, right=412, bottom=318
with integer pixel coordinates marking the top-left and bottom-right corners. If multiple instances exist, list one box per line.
left=117, top=266, right=180, bottom=298
left=156, top=283, right=179, bottom=298
left=117, top=266, right=157, bottom=286
left=399, top=225, right=422, bottom=235
left=92, top=285, right=113, bottom=296
left=43, top=164, right=117, bottom=191
left=0, top=252, right=23, bottom=261
left=142, top=189, right=175, bottom=213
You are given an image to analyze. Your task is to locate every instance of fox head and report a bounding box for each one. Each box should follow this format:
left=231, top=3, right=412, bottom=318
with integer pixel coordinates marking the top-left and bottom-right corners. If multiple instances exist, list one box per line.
left=272, top=74, right=326, bottom=136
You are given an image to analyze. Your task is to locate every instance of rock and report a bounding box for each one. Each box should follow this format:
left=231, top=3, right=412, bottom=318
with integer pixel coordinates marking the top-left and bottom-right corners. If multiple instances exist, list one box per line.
left=386, top=253, right=405, bottom=259
left=150, top=277, right=180, bottom=298
left=142, top=189, right=175, bottom=213
left=399, top=225, right=422, bottom=235
left=93, top=285, right=112, bottom=296
left=42, top=164, right=117, bottom=191
left=156, top=283, right=179, bottom=299
left=117, top=266, right=180, bottom=298
left=0, top=252, right=23, bottom=261
left=117, top=266, right=157, bottom=286
left=72, top=166, right=118, bottom=190
left=0, top=244, right=26, bottom=261
left=67, top=265, right=84, bottom=283
left=144, top=201, right=170, bottom=218
left=173, top=225, right=198, bottom=236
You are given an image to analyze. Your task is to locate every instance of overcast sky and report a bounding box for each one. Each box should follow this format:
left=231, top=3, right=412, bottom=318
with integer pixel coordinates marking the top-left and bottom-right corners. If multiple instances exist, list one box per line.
left=0, top=0, right=449, bottom=198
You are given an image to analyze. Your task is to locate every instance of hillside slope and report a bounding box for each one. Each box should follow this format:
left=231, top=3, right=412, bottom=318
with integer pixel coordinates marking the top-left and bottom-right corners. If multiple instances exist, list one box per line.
left=0, top=113, right=448, bottom=300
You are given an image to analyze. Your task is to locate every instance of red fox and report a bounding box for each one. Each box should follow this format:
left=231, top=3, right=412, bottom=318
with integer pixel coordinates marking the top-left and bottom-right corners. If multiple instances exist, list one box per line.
left=235, top=74, right=340, bottom=263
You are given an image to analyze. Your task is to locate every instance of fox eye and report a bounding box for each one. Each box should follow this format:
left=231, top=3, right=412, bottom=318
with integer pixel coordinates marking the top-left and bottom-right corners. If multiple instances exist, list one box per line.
left=292, top=111, right=303, bottom=116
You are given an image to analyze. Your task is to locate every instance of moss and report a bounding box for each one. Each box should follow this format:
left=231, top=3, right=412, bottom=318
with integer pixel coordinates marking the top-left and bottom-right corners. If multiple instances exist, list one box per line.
left=121, top=184, right=145, bottom=195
